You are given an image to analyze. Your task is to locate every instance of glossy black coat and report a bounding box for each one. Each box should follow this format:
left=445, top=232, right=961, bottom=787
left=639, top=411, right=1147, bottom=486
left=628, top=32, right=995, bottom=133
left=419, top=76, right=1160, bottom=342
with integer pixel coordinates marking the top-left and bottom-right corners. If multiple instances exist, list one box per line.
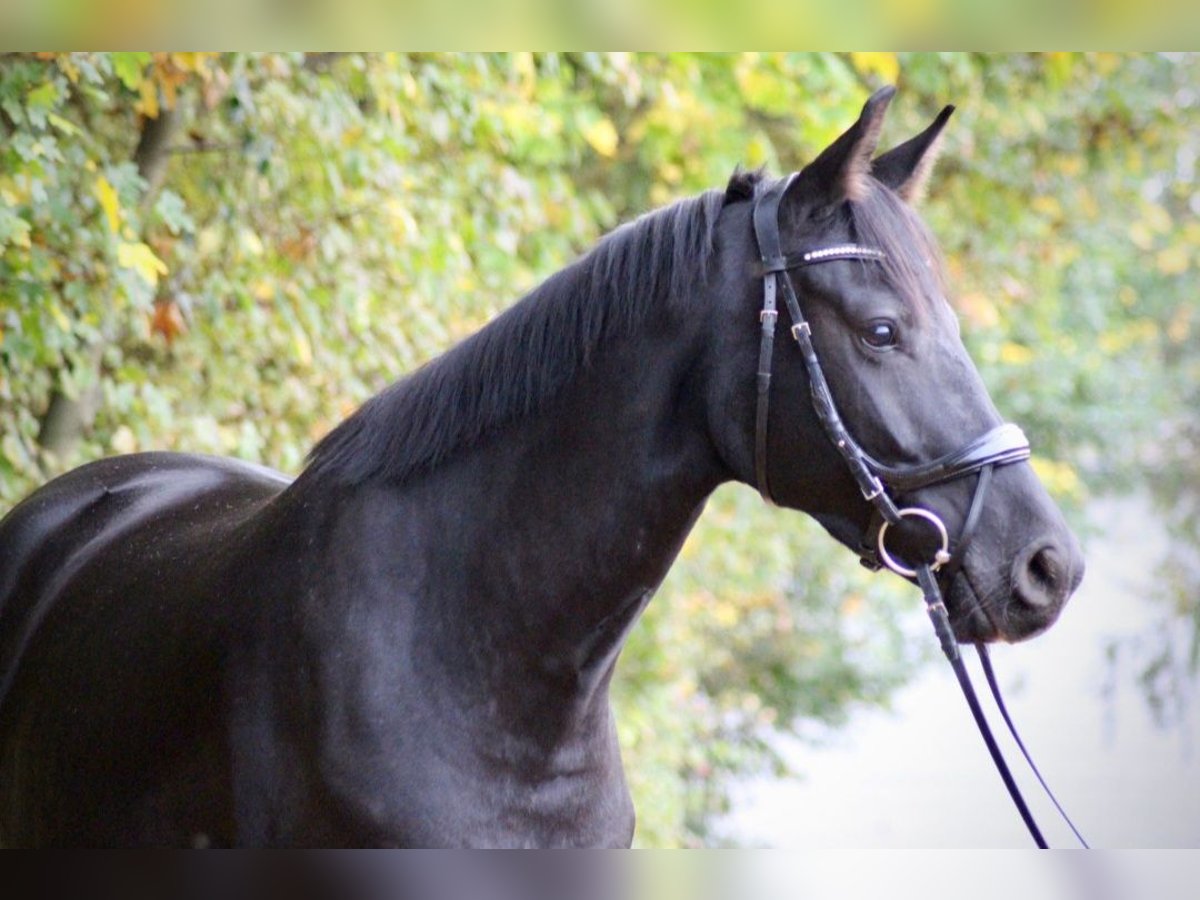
left=0, top=91, right=1083, bottom=846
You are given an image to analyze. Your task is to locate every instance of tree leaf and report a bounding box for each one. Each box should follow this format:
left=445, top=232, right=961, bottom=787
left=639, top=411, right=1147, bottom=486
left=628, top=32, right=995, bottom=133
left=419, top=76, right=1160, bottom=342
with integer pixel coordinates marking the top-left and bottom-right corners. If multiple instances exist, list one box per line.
left=117, top=241, right=168, bottom=286
left=1155, top=245, right=1190, bottom=275
left=46, top=113, right=80, bottom=136
left=137, top=78, right=160, bottom=119
left=93, top=176, right=122, bottom=232
left=583, top=116, right=619, bottom=158
left=112, top=52, right=151, bottom=91
left=849, top=52, right=900, bottom=84
left=26, top=81, right=60, bottom=111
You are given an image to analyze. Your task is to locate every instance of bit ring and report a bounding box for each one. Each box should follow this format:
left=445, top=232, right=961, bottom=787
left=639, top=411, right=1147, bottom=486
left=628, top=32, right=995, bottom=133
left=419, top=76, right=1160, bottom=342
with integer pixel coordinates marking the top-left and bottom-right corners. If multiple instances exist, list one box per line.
left=877, top=507, right=951, bottom=578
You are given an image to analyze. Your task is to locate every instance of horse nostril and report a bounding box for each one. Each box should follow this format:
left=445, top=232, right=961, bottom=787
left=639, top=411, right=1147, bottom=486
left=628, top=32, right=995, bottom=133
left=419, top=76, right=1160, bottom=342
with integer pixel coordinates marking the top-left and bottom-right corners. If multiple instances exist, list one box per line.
left=1013, top=542, right=1066, bottom=609
left=1029, top=546, right=1060, bottom=593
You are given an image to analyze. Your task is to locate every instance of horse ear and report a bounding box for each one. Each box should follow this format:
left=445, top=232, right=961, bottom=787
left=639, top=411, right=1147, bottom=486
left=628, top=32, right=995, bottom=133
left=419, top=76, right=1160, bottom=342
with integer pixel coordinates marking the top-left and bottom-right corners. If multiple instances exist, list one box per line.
left=872, top=105, right=955, bottom=204
left=794, top=86, right=896, bottom=205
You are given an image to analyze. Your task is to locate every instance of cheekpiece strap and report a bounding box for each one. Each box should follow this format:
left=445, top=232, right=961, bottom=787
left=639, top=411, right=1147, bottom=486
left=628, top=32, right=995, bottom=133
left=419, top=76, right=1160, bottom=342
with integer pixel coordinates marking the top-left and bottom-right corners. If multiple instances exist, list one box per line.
left=751, top=174, right=895, bottom=512
left=751, top=176, right=797, bottom=504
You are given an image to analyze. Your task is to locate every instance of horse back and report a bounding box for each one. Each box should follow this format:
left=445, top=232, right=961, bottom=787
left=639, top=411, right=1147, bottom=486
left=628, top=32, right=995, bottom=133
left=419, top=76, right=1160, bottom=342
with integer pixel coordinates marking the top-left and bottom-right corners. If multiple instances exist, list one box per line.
left=0, top=452, right=290, bottom=682
left=0, top=452, right=289, bottom=846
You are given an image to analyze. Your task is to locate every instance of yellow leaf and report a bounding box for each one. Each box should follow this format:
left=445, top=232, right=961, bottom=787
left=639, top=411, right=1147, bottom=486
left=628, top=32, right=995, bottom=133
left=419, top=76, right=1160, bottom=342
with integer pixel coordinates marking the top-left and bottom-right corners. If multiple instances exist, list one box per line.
left=1094, top=53, right=1121, bottom=75
left=513, top=52, right=536, bottom=97
left=713, top=601, right=739, bottom=628
left=117, top=241, right=169, bottom=286
left=583, top=116, right=619, bottom=158
left=1045, top=52, right=1074, bottom=81
left=1057, top=155, right=1084, bottom=178
left=658, top=162, right=683, bottom=184
left=1156, top=245, right=1190, bottom=275
left=252, top=278, right=275, bottom=301
left=49, top=302, right=71, bottom=331
left=744, top=134, right=770, bottom=168
left=137, top=79, right=159, bottom=119
left=849, top=52, right=900, bottom=84
left=1128, top=221, right=1154, bottom=251
left=170, top=52, right=214, bottom=78
left=1031, top=195, right=1062, bottom=219
left=736, top=65, right=780, bottom=109
left=1167, top=305, right=1191, bottom=344
left=1030, top=457, right=1082, bottom=500
left=293, top=328, right=312, bottom=367
left=59, top=57, right=80, bottom=84
left=1144, top=202, right=1172, bottom=233
left=999, top=342, right=1034, bottom=365
left=240, top=229, right=264, bottom=257
left=93, top=176, right=122, bottom=232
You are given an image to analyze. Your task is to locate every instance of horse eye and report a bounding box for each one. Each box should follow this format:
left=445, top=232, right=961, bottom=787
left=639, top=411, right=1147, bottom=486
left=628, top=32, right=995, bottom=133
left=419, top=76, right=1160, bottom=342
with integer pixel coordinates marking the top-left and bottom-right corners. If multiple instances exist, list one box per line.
left=862, top=320, right=898, bottom=349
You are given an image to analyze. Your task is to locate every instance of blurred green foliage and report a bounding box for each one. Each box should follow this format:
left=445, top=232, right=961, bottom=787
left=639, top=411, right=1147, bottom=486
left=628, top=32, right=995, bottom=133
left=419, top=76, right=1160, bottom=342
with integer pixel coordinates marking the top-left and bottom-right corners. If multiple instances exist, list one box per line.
left=1, top=52, right=1196, bottom=846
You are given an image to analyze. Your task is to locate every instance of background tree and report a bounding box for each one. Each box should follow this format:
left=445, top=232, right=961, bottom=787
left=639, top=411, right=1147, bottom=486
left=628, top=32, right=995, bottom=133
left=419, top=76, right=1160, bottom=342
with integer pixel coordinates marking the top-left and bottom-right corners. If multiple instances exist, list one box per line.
left=1, top=52, right=1196, bottom=845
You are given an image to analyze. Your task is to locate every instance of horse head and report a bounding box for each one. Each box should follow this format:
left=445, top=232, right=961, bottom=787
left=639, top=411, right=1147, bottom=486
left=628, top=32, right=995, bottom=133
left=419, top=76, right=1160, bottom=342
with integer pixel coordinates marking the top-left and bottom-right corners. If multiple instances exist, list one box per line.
left=707, top=88, right=1084, bottom=644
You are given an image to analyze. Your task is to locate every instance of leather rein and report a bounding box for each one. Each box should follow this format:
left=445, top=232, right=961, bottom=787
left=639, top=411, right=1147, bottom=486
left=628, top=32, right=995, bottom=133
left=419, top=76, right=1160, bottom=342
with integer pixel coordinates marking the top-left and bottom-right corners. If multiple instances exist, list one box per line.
left=751, top=174, right=1087, bottom=849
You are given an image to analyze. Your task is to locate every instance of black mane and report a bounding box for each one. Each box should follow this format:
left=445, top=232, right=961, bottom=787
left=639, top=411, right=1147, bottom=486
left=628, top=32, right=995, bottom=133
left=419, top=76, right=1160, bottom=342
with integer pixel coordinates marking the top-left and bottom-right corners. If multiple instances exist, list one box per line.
left=304, top=185, right=735, bottom=485
left=302, top=166, right=940, bottom=487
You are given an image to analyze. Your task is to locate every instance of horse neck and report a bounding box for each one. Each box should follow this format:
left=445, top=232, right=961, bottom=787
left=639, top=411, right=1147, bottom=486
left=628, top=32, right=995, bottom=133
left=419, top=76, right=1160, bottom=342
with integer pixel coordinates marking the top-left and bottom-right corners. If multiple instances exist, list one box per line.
left=314, top=313, right=724, bottom=745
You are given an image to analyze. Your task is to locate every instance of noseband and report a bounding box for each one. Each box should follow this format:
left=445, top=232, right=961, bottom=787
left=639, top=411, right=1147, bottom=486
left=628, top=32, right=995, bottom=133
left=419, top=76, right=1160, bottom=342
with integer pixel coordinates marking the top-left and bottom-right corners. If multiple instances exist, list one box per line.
left=750, top=174, right=1086, bottom=848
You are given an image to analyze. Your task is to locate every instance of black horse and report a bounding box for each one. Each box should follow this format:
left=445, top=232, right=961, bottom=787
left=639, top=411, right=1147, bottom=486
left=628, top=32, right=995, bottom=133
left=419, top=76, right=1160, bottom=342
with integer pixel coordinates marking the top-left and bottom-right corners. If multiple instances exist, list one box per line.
left=0, top=89, right=1083, bottom=847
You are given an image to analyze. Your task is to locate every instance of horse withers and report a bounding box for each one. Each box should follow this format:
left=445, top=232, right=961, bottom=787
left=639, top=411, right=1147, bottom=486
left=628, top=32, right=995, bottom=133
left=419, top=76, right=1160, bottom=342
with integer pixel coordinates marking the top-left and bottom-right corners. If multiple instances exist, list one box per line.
left=0, top=88, right=1082, bottom=847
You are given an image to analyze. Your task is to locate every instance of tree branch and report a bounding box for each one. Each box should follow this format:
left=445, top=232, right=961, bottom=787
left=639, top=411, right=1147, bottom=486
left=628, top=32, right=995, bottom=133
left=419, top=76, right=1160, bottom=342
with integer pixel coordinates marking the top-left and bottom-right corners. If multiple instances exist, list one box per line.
left=37, top=103, right=182, bottom=461
left=133, top=105, right=180, bottom=198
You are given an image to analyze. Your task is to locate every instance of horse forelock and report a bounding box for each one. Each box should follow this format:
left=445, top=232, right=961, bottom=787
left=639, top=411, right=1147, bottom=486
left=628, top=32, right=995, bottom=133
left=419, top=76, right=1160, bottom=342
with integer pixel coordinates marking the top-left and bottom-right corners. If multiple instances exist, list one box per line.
left=303, top=187, right=732, bottom=486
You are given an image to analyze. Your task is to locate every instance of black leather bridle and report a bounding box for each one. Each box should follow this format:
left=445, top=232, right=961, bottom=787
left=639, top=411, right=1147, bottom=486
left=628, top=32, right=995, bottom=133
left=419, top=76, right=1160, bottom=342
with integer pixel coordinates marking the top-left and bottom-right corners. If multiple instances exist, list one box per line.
left=751, top=174, right=1087, bottom=848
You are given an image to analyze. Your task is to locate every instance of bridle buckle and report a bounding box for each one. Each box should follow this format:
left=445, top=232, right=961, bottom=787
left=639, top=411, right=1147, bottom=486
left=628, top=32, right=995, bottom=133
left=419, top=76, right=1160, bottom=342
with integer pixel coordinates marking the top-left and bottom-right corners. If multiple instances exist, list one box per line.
left=860, top=476, right=884, bottom=502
